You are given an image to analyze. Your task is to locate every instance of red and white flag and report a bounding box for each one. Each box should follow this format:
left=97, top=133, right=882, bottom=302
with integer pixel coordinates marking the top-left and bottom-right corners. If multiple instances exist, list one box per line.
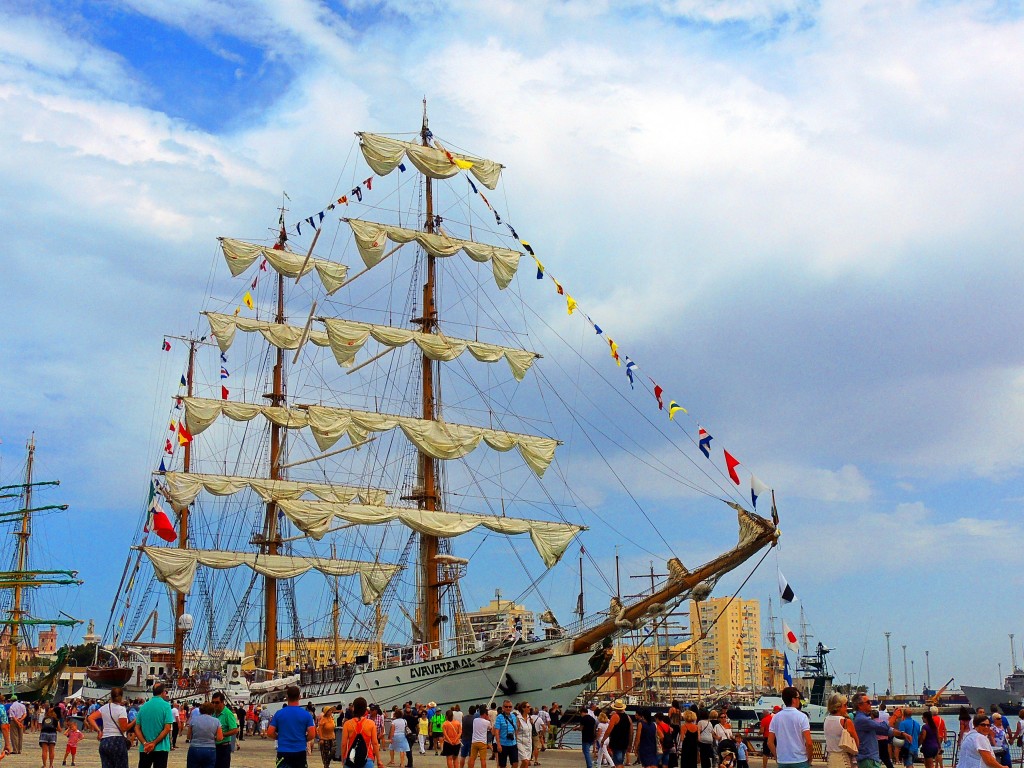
left=783, top=621, right=800, bottom=653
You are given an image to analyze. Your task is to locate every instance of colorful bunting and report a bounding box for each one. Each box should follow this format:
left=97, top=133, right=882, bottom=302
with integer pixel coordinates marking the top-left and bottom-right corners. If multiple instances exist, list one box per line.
left=168, top=421, right=177, bottom=432
left=566, top=295, right=577, bottom=315
left=260, top=259, right=267, bottom=271
left=653, top=384, right=664, bottom=410
left=174, top=397, right=183, bottom=410
left=162, top=340, right=171, bottom=351
left=146, top=499, right=177, bottom=543
left=251, top=276, right=258, bottom=289
left=608, top=338, right=620, bottom=365
left=724, top=450, right=741, bottom=485
left=177, top=423, right=193, bottom=446
left=698, top=426, right=712, bottom=458
left=220, top=352, right=228, bottom=363
left=778, top=570, right=796, bottom=604
left=220, top=366, right=229, bottom=379
left=351, top=186, right=362, bottom=202
left=624, top=358, right=637, bottom=388
left=180, top=374, right=187, bottom=387
left=243, top=291, right=254, bottom=310
left=164, top=439, right=173, bottom=454
left=668, top=401, right=685, bottom=420
left=221, top=385, right=229, bottom=400
left=158, top=458, right=167, bottom=473
left=398, top=162, right=406, bottom=172
left=751, top=474, right=770, bottom=509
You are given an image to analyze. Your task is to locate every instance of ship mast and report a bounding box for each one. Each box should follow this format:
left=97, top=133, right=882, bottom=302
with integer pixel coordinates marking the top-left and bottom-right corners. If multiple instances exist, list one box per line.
left=173, top=339, right=198, bottom=673
left=8, top=435, right=35, bottom=681
left=260, top=209, right=289, bottom=672
left=416, top=100, right=442, bottom=649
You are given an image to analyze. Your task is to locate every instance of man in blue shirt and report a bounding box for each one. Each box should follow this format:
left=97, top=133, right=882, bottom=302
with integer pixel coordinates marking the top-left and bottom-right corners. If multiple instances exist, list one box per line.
left=853, top=693, right=908, bottom=768
left=267, top=685, right=316, bottom=768
left=898, top=713, right=922, bottom=767
left=492, top=701, right=519, bottom=768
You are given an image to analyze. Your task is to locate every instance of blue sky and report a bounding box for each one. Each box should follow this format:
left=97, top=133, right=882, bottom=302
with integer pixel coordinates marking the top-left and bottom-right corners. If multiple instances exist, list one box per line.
left=2, top=0, right=1024, bottom=693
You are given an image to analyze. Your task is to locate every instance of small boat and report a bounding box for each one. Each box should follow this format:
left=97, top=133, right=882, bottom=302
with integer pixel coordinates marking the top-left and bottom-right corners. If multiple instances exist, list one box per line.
left=86, top=665, right=134, bottom=687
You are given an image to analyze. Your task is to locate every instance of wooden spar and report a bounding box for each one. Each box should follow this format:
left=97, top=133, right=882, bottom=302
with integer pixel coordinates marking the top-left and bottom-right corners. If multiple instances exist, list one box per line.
left=262, top=219, right=288, bottom=672
left=570, top=515, right=778, bottom=654
left=417, top=100, right=441, bottom=649
left=8, top=435, right=34, bottom=682
left=173, top=339, right=198, bottom=673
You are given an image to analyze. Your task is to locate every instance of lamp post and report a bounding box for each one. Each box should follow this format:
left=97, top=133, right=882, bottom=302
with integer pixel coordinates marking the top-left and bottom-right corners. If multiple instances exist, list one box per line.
left=902, top=644, right=909, bottom=695
left=926, top=650, right=931, bottom=690
left=885, top=632, right=894, bottom=697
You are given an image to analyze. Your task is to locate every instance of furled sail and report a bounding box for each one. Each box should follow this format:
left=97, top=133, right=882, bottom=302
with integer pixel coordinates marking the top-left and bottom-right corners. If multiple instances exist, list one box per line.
left=159, top=472, right=388, bottom=511
left=345, top=218, right=521, bottom=289
left=321, top=318, right=539, bottom=380
left=219, top=238, right=349, bottom=295
left=181, top=397, right=560, bottom=477
left=204, top=312, right=333, bottom=355
left=357, top=132, right=503, bottom=190
left=139, top=547, right=400, bottom=604
left=276, top=500, right=585, bottom=568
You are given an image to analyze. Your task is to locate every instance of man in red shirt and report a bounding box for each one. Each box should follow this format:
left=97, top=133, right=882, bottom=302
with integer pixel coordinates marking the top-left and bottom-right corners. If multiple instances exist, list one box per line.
left=760, top=707, right=779, bottom=768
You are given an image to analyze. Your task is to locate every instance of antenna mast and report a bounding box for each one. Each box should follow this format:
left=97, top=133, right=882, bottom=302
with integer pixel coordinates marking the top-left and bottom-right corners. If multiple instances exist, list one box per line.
left=173, top=338, right=198, bottom=673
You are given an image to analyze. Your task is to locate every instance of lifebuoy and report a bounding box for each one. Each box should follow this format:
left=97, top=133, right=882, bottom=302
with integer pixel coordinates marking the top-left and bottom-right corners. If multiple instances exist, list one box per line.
left=178, top=676, right=188, bottom=688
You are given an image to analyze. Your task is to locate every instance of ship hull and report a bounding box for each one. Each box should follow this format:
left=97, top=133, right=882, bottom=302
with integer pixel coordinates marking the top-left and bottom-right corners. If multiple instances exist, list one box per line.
left=961, top=685, right=1023, bottom=714
left=254, top=638, right=600, bottom=712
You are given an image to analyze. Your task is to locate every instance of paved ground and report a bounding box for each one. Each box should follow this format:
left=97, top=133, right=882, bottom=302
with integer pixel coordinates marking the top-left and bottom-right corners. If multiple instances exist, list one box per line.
left=3, top=738, right=772, bottom=768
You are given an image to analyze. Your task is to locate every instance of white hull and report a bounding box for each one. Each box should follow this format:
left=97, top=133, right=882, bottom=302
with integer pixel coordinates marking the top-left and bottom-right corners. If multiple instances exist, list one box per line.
left=255, top=638, right=599, bottom=712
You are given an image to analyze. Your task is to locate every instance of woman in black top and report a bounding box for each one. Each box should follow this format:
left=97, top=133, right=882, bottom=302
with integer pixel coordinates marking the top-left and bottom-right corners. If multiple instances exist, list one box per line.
left=39, top=705, right=60, bottom=768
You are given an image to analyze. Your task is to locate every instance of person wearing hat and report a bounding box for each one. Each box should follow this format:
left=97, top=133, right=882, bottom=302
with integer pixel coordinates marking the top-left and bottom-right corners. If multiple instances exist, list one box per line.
left=598, top=700, right=632, bottom=768
left=318, top=707, right=337, bottom=768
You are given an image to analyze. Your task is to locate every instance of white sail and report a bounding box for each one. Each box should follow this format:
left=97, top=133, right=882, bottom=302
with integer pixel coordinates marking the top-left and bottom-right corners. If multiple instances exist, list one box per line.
left=159, top=472, right=388, bottom=511
left=181, top=397, right=559, bottom=477
left=139, top=547, right=400, bottom=604
left=275, top=500, right=585, bottom=567
left=357, top=132, right=503, bottom=190
left=219, top=238, right=349, bottom=295
left=204, top=312, right=332, bottom=354
left=321, top=318, right=539, bottom=380
left=345, top=218, right=521, bottom=289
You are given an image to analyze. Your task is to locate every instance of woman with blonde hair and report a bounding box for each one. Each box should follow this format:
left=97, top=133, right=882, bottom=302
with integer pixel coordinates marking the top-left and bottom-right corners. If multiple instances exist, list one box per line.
left=824, top=693, right=858, bottom=768
left=596, top=713, right=613, bottom=768
left=678, top=711, right=700, bottom=768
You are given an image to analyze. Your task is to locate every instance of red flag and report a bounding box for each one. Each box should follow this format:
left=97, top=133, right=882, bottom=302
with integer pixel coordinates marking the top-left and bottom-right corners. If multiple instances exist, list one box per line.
left=621, top=650, right=627, bottom=664
left=250, top=276, right=258, bottom=289
left=260, top=259, right=268, bottom=270
left=162, top=340, right=171, bottom=351
left=653, top=384, right=664, bottom=410
left=364, top=177, right=373, bottom=190
left=724, top=450, right=741, bottom=485
left=177, top=423, right=193, bottom=446
left=145, top=503, right=177, bottom=543
left=164, top=439, right=173, bottom=454
left=221, top=385, right=229, bottom=400
left=168, top=420, right=176, bottom=432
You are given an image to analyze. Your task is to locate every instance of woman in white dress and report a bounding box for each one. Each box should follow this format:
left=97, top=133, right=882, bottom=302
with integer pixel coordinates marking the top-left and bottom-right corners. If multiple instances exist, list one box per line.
left=596, top=712, right=613, bottom=768
left=516, top=702, right=533, bottom=768
left=824, top=693, right=858, bottom=768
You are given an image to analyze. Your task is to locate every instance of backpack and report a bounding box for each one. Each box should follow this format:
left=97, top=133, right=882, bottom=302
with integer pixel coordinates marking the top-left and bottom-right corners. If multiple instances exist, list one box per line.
left=346, top=717, right=370, bottom=768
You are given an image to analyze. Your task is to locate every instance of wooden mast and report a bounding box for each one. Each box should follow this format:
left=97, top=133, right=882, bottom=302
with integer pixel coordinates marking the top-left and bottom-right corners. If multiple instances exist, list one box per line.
left=7, top=435, right=34, bottom=681
left=261, top=213, right=288, bottom=672
left=173, top=339, right=197, bottom=673
left=416, top=100, right=441, bottom=650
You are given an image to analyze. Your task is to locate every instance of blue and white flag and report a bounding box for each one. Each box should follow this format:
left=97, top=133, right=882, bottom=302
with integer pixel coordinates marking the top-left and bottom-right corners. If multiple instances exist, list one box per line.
left=783, top=653, right=793, bottom=685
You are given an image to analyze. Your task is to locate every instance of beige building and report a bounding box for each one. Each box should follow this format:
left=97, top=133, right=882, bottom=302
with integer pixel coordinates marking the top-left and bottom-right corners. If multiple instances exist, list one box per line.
left=761, top=648, right=785, bottom=691
left=689, top=597, right=763, bottom=690
left=464, top=597, right=536, bottom=642
left=242, top=637, right=373, bottom=671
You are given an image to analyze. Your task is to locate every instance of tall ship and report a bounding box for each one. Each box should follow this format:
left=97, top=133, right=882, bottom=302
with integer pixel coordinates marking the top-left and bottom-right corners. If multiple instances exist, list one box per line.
left=100, top=106, right=781, bottom=710
left=0, top=436, right=82, bottom=700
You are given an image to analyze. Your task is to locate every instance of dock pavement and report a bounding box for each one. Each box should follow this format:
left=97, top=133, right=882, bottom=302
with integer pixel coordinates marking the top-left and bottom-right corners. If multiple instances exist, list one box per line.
left=0, top=739, right=795, bottom=768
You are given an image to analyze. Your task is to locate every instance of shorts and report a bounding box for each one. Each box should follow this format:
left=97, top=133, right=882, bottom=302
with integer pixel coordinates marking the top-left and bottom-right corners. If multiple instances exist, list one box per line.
left=497, top=745, right=519, bottom=767
left=778, top=762, right=810, bottom=768
left=66, top=745, right=79, bottom=755
left=442, top=742, right=461, bottom=757
left=923, top=746, right=939, bottom=760
left=277, top=750, right=309, bottom=768
left=470, top=742, right=489, bottom=761
left=613, top=749, right=627, bottom=766
left=39, top=732, right=57, bottom=745
left=858, top=760, right=883, bottom=768
left=460, top=742, right=472, bottom=758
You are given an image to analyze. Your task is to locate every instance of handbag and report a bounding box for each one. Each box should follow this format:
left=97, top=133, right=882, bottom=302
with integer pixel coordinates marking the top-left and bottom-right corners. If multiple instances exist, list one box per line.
left=838, top=718, right=858, bottom=756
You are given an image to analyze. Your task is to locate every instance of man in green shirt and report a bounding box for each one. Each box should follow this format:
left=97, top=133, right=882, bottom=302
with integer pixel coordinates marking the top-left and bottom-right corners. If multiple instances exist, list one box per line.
left=212, top=692, right=240, bottom=768
left=431, top=709, right=445, bottom=755
left=133, top=682, right=175, bottom=768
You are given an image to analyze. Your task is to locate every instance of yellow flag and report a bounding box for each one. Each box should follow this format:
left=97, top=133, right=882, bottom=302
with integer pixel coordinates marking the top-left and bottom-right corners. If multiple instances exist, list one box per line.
left=233, top=306, right=241, bottom=316
left=609, top=339, right=621, bottom=365
left=454, top=158, right=474, bottom=170
left=668, top=400, right=687, bottom=420
left=566, top=295, right=578, bottom=315
left=243, top=291, right=254, bottom=310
